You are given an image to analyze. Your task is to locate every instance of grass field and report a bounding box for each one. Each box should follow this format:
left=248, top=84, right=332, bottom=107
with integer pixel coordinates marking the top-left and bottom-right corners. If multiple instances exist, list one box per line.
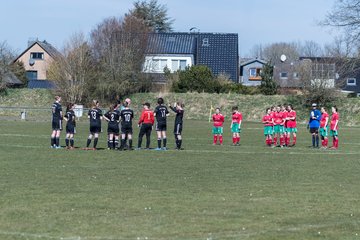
left=1, top=119, right=360, bottom=240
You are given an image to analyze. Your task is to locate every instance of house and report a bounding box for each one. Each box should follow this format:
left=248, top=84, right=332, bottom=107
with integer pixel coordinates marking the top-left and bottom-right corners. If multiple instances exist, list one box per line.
left=273, top=61, right=302, bottom=88
left=143, top=32, right=239, bottom=82
left=14, top=39, right=60, bottom=88
left=239, top=58, right=267, bottom=86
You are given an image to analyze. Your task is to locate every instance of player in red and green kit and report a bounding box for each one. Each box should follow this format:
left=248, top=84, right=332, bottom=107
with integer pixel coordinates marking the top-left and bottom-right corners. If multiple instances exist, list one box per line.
left=212, top=108, right=225, bottom=145
left=272, top=105, right=285, bottom=147
left=262, top=108, right=273, bottom=147
left=330, top=106, right=339, bottom=149
left=230, top=106, right=242, bottom=145
left=286, top=104, right=297, bottom=147
left=319, top=107, right=329, bottom=148
left=282, top=105, right=289, bottom=147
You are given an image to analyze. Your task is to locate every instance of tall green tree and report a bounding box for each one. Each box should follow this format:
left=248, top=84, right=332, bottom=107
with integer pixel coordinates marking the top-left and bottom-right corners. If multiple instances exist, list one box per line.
left=129, top=0, right=173, bottom=32
left=259, top=63, right=278, bottom=95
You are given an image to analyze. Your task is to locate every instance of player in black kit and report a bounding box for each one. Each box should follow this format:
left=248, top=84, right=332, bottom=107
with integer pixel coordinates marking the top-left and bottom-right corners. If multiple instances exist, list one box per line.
left=104, top=104, right=121, bottom=150
left=64, top=103, right=76, bottom=149
left=154, top=97, right=169, bottom=150
left=50, top=96, right=63, bottom=148
left=169, top=101, right=184, bottom=150
left=119, top=101, right=134, bottom=150
left=85, top=100, right=103, bottom=150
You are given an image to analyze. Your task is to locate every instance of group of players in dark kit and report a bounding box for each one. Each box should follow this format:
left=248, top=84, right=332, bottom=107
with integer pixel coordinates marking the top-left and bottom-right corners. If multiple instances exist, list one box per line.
left=50, top=96, right=185, bottom=151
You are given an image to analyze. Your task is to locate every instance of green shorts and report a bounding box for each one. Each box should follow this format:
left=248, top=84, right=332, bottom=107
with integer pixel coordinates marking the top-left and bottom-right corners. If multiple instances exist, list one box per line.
left=286, top=128, right=297, bottom=133
left=273, top=125, right=285, bottom=134
left=264, top=126, right=273, bottom=136
left=330, top=130, right=338, bottom=137
left=231, top=123, right=241, bottom=133
left=212, top=127, right=223, bottom=135
left=319, top=127, right=329, bottom=137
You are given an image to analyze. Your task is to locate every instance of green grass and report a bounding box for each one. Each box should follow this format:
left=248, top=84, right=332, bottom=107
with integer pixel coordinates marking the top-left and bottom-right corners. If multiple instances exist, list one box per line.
left=1, top=120, right=360, bottom=239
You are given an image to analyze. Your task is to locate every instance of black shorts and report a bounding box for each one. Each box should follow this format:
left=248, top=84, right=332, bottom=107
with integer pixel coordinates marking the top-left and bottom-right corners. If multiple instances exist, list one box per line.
left=66, top=125, right=75, bottom=134
left=174, top=123, right=183, bottom=135
left=310, top=127, right=319, bottom=134
left=156, top=122, right=167, bottom=131
left=121, top=126, right=133, bottom=135
left=52, top=119, right=63, bottom=131
left=90, top=125, right=101, bottom=134
left=108, top=125, right=120, bottom=135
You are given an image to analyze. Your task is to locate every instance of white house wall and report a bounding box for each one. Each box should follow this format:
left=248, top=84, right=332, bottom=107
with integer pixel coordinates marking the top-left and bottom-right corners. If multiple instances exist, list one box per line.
left=143, top=55, right=194, bottom=73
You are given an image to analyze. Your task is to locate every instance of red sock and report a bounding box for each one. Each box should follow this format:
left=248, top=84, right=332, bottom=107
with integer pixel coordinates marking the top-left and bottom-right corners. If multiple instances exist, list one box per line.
left=237, top=136, right=240, bottom=143
left=284, top=136, right=288, bottom=145
left=274, top=137, right=277, bottom=145
left=335, top=138, right=339, bottom=148
left=219, top=136, right=223, bottom=144
left=293, top=136, right=296, bottom=145
left=213, top=135, right=218, bottom=144
left=286, top=136, right=290, bottom=146
left=324, top=139, right=328, bottom=147
left=280, top=137, right=284, bottom=146
left=321, top=140, right=325, bottom=147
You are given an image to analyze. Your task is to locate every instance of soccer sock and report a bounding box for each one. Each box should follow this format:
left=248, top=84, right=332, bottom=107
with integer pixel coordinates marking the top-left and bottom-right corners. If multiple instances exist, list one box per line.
left=315, top=135, right=319, bottom=147
left=335, top=138, right=339, bottom=148
left=70, top=139, right=74, bottom=147
left=237, top=136, right=240, bottom=143
left=129, top=139, right=133, bottom=148
left=157, top=138, right=161, bottom=148
left=120, top=139, right=125, bottom=149
left=213, top=135, right=218, bottom=144
left=284, top=135, right=287, bottom=145
left=107, top=139, right=112, bottom=149
left=86, top=138, right=91, bottom=148
left=273, top=137, right=277, bottom=145
left=219, top=136, right=223, bottom=144
left=114, top=139, right=119, bottom=149
left=286, top=136, right=290, bottom=146
left=65, top=138, right=69, bottom=147
left=232, top=137, right=236, bottom=144
left=280, top=136, right=284, bottom=146
left=163, top=138, right=167, bottom=148
left=93, top=137, right=98, bottom=148
left=51, top=137, right=55, bottom=147
left=55, top=137, right=60, bottom=147
left=178, top=139, right=182, bottom=148
left=324, top=138, right=328, bottom=147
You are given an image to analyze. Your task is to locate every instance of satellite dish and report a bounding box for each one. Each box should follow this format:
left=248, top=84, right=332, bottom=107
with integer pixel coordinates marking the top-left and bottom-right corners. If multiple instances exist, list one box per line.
left=280, top=54, right=287, bottom=62
left=29, top=58, right=35, bottom=66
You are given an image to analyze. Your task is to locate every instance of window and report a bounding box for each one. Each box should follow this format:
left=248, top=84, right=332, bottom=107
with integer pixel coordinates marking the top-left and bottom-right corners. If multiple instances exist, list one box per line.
left=202, top=38, right=210, bottom=47
left=280, top=72, right=288, bottom=79
left=30, top=52, right=44, bottom=60
left=347, top=78, right=356, bottom=86
left=249, top=68, right=262, bottom=80
left=293, top=72, right=299, bottom=79
left=152, top=59, right=167, bottom=72
left=171, top=59, right=187, bottom=72
left=26, top=71, right=38, bottom=80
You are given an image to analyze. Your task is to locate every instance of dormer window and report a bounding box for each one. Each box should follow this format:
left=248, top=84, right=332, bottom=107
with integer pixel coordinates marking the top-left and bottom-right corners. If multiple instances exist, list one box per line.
left=30, top=52, right=44, bottom=60
left=347, top=78, right=356, bottom=86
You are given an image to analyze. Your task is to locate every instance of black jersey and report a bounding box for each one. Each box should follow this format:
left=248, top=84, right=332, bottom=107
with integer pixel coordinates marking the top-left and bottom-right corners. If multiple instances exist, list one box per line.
left=120, top=108, right=134, bottom=128
left=65, top=110, right=76, bottom=127
left=170, top=106, right=184, bottom=124
left=154, top=105, right=169, bottom=124
left=52, top=102, right=62, bottom=121
left=88, top=108, right=102, bottom=126
left=105, top=110, right=120, bottom=126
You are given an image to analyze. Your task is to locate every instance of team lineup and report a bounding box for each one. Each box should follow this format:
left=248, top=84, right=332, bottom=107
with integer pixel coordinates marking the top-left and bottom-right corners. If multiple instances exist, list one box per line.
left=50, top=96, right=340, bottom=151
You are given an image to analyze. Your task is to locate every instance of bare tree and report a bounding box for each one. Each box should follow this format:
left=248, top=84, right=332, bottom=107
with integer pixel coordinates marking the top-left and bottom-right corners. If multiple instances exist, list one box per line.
left=48, top=32, right=96, bottom=104
left=322, top=0, right=360, bottom=43
left=90, top=15, right=150, bottom=101
left=300, top=40, right=323, bottom=57
left=263, top=42, right=300, bottom=64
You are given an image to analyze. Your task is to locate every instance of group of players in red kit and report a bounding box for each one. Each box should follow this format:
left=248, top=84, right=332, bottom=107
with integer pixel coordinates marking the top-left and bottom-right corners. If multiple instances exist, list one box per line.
left=211, top=103, right=340, bottom=149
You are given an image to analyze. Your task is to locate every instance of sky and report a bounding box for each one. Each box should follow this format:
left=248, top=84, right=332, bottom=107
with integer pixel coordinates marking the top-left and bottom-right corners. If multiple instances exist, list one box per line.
left=0, top=0, right=337, bottom=57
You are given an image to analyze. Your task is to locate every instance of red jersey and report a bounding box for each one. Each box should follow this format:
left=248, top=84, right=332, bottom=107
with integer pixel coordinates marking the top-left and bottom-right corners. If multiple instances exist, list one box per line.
left=330, top=112, right=339, bottom=130
left=273, top=111, right=285, bottom=125
left=282, top=111, right=289, bottom=127
left=262, top=114, right=273, bottom=126
left=232, top=112, right=242, bottom=124
left=212, top=113, right=225, bottom=127
left=320, top=112, right=329, bottom=128
left=138, top=109, right=154, bottom=125
left=287, top=110, right=297, bottom=128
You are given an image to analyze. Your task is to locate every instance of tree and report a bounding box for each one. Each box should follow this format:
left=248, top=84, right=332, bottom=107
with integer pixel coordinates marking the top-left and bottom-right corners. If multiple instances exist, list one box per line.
left=129, top=0, right=173, bottom=32
left=263, top=42, right=300, bottom=64
left=172, top=65, right=219, bottom=93
left=48, top=32, right=96, bottom=104
left=322, top=0, right=360, bottom=43
left=90, top=15, right=151, bottom=102
left=300, top=40, right=323, bottom=57
left=259, top=63, right=278, bottom=95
